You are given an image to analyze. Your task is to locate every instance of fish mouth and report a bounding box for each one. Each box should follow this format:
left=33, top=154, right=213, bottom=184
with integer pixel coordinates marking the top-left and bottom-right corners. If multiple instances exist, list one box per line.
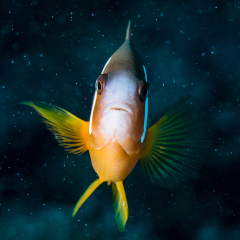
left=101, top=101, right=135, bottom=121
left=109, top=107, right=128, bottom=112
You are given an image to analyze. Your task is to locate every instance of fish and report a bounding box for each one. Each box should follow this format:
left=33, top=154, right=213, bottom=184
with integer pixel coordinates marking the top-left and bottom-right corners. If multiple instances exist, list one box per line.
left=21, top=20, right=210, bottom=232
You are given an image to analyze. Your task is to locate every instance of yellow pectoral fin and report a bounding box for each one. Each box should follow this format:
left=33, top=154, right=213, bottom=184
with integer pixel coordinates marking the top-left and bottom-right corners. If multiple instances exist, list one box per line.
left=141, top=95, right=212, bottom=188
left=72, top=179, right=104, bottom=217
left=112, top=182, right=129, bottom=232
left=21, top=101, right=89, bottom=155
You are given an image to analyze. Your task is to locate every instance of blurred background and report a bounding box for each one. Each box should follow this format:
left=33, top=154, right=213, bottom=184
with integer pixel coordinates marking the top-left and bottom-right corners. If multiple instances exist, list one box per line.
left=1, top=0, right=240, bottom=239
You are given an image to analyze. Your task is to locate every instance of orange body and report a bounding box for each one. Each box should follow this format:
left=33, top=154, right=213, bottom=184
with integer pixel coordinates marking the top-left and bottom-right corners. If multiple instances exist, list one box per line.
left=89, top=139, right=143, bottom=182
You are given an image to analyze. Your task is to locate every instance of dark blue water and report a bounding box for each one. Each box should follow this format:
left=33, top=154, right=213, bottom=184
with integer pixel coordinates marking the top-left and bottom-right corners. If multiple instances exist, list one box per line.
left=1, top=1, right=239, bottom=239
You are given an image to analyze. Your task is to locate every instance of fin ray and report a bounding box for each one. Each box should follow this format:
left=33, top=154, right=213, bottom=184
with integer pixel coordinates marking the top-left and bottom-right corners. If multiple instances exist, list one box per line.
left=141, top=95, right=211, bottom=188
left=21, top=101, right=89, bottom=155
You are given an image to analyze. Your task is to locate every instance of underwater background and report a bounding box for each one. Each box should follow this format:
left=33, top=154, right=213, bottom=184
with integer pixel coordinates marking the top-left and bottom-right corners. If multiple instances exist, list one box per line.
left=1, top=0, right=240, bottom=239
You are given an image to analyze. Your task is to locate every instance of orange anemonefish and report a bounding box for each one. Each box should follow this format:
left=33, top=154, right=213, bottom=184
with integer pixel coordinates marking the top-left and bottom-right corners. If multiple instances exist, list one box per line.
left=21, top=20, right=210, bottom=231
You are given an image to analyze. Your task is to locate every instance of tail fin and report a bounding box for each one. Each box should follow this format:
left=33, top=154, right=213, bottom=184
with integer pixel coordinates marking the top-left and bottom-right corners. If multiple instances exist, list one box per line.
left=112, top=182, right=129, bottom=232
left=72, top=179, right=104, bottom=217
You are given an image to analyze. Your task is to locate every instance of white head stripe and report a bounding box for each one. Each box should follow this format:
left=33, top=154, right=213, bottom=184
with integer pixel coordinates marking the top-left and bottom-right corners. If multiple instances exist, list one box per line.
left=141, top=97, right=148, bottom=143
left=90, top=56, right=111, bottom=135
left=89, top=90, right=97, bottom=135
left=143, top=65, right=147, bottom=82
left=101, top=57, right=112, bottom=74
left=141, top=65, right=148, bottom=143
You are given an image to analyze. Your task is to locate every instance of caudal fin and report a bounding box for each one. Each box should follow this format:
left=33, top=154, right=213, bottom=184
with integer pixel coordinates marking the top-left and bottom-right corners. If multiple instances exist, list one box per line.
left=112, top=182, right=129, bottom=232
left=72, top=179, right=104, bottom=217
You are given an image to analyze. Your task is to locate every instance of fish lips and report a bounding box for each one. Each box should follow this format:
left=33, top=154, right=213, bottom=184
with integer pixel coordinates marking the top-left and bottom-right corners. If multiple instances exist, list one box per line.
left=101, top=101, right=136, bottom=123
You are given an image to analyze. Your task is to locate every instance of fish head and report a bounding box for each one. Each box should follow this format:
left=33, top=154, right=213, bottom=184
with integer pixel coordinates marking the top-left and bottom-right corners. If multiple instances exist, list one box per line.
left=89, top=22, right=148, bottom=155
left=89, top=71, right=148, bottom=155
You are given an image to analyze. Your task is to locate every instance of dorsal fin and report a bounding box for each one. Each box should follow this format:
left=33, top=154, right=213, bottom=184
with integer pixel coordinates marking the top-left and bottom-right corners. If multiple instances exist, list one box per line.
left=125, top=20, right=131, bottom=41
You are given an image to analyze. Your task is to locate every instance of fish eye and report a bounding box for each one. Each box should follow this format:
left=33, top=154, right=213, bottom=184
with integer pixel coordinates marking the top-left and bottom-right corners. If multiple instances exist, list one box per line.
left=98, top=81, right=102, bottom=91
left=141, top=87, right=148, bottom=99
left=96, top=79, right=103, bottom=94
left=95, top=74, right=108, bottom=95
left=138, top=80, right=148, bottom=101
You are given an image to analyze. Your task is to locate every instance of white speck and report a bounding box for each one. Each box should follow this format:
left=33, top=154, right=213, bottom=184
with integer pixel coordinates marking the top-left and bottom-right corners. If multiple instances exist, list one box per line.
left=2, top=86, right=5, bottom=89
left=215, top=149, right=217, bottom=151
left=202, top=53, right=205, bottom=56
left=11, top=60, right=14, bottom=63
left=40, top=54, right=43, bottom=57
